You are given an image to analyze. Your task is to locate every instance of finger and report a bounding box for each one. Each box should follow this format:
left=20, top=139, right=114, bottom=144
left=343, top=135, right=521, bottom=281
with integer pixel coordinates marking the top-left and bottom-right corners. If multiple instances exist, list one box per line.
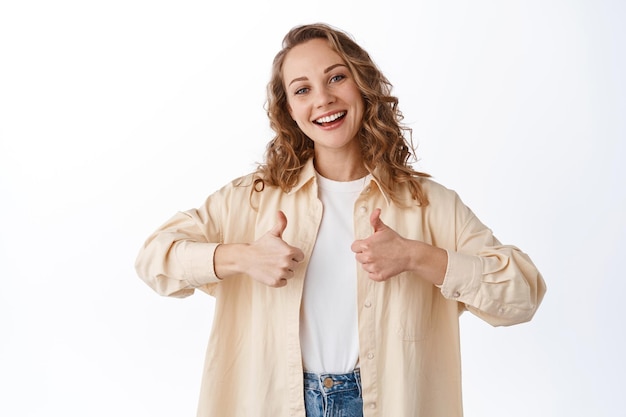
left=272, top=278, right=288, bottom=288
left=370, top=208, right=385, bottom=232
left=350, top=239, right=364, bottom=253
left=355, top=253, right=370, bottom=264
left=269, top=210, right=288, bottom=238
left=368, top=272, right=385, bottom=282
left=292, top=248, right=305, bottom=263
left=283, top=267, right=296, bottom=278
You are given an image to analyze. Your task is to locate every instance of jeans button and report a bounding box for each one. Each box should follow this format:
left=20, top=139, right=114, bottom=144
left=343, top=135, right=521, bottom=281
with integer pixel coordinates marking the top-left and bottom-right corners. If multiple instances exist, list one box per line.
left=323, top=377, right=333, bottom=388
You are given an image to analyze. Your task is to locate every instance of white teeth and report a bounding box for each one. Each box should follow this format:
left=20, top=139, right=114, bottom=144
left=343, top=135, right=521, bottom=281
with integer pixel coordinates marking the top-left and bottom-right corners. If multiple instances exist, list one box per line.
left=315, top=112, right=345, bottom=124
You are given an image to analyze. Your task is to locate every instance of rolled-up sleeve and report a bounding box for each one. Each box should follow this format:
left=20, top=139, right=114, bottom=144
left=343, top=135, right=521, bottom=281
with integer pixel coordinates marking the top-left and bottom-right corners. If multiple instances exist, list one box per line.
left=439, top=195, right=546, bottom=326
left=135, top=208, right=223, bottom=298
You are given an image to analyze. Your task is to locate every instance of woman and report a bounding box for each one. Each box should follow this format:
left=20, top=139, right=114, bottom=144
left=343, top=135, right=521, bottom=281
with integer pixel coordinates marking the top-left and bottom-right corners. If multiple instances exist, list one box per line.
left=135, top=23, right=546, bottom=417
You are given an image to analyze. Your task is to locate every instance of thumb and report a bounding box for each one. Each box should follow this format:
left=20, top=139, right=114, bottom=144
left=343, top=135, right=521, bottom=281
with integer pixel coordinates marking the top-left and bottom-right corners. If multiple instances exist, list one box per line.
left=269, top=210, right=288, bottom=238
left=370, top=208, right=386, bottom=233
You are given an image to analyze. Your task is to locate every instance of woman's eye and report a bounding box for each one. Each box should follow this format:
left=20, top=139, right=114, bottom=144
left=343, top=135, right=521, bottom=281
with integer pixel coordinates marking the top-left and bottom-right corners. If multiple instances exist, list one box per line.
left=330, top=74, right=346, bottom=83
left=294, top=87, right=309, bottom=95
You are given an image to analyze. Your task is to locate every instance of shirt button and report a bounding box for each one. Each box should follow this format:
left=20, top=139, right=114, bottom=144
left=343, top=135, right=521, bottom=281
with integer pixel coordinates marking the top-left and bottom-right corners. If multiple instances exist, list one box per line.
left=359, top=206, right=367, bottom=214
left=453, top=291, right=461, bottom=298
left=367, top=353, right=374, bottom=359
left=364, top=301, right=372, bottom=308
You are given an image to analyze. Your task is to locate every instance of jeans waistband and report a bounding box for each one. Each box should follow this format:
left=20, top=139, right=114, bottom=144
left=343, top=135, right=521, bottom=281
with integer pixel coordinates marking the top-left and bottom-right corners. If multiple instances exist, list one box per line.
left=304, top=369, right=361, bottom=394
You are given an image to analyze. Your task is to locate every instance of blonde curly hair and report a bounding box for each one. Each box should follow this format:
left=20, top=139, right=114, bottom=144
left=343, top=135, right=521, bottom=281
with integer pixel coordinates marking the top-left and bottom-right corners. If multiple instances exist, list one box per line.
left=258, top=23, right=430, bottom=205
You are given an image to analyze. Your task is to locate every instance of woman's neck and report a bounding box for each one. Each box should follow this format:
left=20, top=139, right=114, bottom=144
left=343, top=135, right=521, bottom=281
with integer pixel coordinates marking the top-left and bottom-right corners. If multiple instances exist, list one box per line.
left=313, top=154, right=368, bottom=182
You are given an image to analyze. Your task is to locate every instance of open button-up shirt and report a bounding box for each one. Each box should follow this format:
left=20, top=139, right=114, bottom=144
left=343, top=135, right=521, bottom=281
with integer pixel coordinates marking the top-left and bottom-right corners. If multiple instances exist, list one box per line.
left=135, top=158, right=546, bottom=417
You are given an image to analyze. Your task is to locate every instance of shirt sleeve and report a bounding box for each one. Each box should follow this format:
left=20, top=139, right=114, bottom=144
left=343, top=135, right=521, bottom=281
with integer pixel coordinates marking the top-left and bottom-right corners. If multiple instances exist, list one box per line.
left=439, top=194, right=547, bottom=326
left=134, top=201, right=224, bottom=298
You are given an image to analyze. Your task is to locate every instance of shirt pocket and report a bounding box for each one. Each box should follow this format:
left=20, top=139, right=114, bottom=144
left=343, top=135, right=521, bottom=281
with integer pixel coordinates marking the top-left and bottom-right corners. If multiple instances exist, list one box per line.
left=389, top=274, right=437, bottom=342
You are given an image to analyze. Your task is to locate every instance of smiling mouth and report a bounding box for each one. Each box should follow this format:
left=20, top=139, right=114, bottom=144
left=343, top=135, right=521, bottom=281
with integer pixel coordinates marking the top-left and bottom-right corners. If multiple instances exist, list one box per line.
left=314, top=111, right=346, bottom=126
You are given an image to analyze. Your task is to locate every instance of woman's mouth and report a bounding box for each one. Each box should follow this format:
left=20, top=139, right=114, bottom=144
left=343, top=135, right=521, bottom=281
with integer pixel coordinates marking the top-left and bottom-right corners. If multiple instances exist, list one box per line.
left=314, top=111, right=346, bottom=126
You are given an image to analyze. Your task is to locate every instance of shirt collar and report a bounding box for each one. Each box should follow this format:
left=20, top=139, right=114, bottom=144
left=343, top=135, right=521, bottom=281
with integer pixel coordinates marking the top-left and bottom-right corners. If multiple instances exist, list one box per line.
left=287, top=158, right=317, bottom=195
left=288, top=158, right=392, bottom=206
left=368, top=174, right=392, bottom=206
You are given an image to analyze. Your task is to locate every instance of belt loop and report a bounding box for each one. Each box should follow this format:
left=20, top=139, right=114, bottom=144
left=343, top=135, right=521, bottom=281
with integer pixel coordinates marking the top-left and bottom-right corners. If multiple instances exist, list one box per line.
left=316, top=373, right=329, bottom=410
left=354, top=369, right=362, bottom=397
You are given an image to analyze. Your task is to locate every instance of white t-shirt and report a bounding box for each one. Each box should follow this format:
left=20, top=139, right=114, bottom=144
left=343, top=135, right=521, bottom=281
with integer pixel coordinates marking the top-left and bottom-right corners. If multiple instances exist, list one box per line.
left=299, top=172, right=369, bottom=374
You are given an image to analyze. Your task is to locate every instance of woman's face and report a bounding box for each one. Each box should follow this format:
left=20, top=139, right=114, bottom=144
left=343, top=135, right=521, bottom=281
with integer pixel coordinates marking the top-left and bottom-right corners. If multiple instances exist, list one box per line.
left=282, top=38, right=364, bottom=159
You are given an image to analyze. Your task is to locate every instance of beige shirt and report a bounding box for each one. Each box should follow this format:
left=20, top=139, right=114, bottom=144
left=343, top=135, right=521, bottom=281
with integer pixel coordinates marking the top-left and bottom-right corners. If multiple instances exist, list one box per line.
left=135, top=158, right=546, bottom=417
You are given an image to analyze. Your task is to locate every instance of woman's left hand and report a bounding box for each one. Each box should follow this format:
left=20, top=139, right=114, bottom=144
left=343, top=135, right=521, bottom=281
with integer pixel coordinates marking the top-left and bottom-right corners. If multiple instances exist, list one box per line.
left=351, top=208, right=447, bottom=285
left=351, top=208, right=411, bottom=281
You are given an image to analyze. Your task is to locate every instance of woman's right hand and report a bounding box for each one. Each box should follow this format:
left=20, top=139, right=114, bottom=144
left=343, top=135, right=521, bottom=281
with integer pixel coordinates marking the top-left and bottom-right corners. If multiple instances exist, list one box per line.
left=214, top=211, right=305, bottom=287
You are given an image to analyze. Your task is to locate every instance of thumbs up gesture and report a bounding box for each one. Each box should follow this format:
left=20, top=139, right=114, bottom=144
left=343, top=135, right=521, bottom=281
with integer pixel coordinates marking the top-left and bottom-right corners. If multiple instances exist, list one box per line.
left=243, top=211, right=305, bottom=287
left=351, top=208, right=412, bottom=282
left=351, top=208, right=448, bottom=284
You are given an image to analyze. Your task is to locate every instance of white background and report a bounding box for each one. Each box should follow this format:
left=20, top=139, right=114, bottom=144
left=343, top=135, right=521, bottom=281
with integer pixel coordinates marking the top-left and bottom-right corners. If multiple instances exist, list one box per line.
left=1, top=0, right=624, bottom=416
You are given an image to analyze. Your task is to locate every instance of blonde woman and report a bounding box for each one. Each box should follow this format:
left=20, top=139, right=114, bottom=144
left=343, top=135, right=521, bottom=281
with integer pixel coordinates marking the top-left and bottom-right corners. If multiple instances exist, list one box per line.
left=135, top=23, right=546, bottom=417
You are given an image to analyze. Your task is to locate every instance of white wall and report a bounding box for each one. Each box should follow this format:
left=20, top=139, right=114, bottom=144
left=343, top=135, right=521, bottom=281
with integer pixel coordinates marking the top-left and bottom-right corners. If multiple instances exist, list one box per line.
left=1, top=1, right=624, bottom=416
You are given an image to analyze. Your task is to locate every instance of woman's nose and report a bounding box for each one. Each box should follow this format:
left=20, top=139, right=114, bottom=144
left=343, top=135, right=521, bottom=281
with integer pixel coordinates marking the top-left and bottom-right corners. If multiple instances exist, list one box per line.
left=314, top=87, right=335, bottom=107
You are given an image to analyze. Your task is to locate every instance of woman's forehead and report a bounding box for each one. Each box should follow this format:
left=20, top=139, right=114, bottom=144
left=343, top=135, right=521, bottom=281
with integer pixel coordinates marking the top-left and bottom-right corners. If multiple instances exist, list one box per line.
left=282, top=39, right=345, bottom=79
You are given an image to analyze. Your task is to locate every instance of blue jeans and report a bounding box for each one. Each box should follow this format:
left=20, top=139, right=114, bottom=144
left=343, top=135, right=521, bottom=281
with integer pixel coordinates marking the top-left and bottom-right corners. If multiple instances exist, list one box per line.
left=303, top=369, right=363, bottom=417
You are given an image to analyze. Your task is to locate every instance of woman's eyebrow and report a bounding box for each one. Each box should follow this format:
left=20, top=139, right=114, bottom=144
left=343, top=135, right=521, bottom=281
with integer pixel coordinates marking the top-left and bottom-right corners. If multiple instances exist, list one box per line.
left=288, top=76, right=307, bottom=87
left=324, top=63, right=346, bottom=73
left=288, top=63, right=347, bottom=87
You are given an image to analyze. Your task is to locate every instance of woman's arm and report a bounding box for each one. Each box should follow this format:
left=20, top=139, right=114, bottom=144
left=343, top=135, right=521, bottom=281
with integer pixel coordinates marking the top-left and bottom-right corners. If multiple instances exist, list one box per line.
left=351, top=201, right=546, bottom=326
